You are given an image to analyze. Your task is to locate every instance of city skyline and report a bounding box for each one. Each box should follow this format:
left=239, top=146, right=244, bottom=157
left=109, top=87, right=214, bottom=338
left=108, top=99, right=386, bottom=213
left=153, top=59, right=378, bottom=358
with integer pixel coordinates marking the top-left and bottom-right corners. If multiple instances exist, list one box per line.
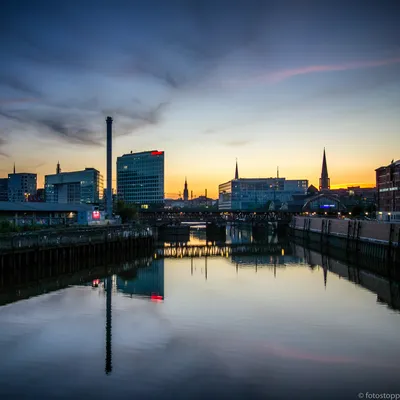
left=1, top=0, right=399, bottom=198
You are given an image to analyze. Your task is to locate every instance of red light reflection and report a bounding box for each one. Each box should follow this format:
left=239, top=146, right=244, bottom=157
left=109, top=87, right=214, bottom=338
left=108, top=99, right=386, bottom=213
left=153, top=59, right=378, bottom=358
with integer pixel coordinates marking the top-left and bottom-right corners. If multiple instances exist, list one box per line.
left=150, top=293, right=163, bottom=302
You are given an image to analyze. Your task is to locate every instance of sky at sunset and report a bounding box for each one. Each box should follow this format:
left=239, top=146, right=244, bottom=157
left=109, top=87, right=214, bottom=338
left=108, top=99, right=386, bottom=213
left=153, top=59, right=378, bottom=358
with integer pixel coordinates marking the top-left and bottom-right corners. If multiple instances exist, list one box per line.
left=0, top=0, right=399, bottom=198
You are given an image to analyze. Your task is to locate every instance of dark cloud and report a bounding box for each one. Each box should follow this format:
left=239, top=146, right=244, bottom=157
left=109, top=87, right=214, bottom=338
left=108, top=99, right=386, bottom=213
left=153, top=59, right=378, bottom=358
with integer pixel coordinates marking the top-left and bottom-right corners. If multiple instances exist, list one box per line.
left=0, top=99, right=169, bottom=146
left=0, top=137, right=9, bottom=158
left=0, top=74, right=42, bottom=97
left=0, top=107, right=102, bottom=146
left=110, top=102, right=170, bottom=137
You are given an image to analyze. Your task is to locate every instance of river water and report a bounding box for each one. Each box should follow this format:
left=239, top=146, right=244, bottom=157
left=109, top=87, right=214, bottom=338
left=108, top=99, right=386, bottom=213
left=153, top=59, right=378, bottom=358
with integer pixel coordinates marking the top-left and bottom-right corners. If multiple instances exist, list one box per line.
left=0, top=226, right=399, bottom=399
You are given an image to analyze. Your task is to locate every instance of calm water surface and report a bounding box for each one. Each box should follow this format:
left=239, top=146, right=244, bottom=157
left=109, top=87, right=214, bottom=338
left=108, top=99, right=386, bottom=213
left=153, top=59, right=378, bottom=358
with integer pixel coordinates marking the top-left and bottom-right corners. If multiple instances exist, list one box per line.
left=0, top=228, right=400, bottom=399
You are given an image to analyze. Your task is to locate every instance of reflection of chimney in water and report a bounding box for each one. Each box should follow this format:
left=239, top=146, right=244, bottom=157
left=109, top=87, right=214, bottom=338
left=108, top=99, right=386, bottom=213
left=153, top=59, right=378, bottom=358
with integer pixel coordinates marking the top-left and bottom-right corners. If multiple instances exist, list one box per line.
left=105, top=276, right=112, bottom=375
left=106, top=117, right=113, bottom=218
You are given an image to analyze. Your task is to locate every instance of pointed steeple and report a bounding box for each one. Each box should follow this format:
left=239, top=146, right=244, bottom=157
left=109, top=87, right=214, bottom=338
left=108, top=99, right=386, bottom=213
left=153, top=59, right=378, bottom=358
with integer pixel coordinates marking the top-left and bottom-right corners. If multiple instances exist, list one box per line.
left=183, top=176, right=189, bottom=202
left=13, top=163, right=15, bottom=174
left=319, top=148, right=330, bottom=191
left=235, top=159, right=239, bottom=180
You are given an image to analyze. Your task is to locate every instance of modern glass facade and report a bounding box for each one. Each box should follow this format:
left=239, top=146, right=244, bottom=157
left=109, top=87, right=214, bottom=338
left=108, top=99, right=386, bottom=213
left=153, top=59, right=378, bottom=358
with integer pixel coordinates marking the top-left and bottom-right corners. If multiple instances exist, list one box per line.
left=219, top=178, right=308, bottom=211
left=45, top=168, right=103, bottom=204
left=117, top=150, right=164, bottom=205
left=8, top=173, right=37, bottom=202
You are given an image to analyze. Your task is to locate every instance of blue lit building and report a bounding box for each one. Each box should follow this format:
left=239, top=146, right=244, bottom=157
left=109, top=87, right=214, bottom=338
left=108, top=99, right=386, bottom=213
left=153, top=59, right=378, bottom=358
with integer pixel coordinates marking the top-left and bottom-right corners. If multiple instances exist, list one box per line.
left=45, top=165, right=103, bottom=204
left=8, top=173, right=37, bottom=202
left=0, top=178, right=8, bottom=202
left=219, top=178, right=308, bottom=211
left=116, top=150, right=164, bottom=207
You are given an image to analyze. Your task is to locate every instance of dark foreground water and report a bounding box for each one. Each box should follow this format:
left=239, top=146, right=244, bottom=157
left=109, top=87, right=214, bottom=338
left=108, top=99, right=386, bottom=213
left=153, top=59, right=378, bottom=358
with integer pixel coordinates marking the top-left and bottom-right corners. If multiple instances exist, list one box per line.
left=0, top=228, right=400, bottom=399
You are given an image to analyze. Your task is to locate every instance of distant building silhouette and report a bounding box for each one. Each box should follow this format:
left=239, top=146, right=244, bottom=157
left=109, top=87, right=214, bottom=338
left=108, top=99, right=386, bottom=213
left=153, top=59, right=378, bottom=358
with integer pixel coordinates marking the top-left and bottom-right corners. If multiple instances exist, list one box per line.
left=56, top=161, right=61, bottom=174
left=183, top=177, right=189, bottom=202
left=319, top=148, right=330, bottom=191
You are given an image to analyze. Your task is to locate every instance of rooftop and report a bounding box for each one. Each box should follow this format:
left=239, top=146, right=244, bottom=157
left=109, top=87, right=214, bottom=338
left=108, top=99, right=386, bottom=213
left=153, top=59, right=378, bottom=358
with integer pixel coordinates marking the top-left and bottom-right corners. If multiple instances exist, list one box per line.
left=120, top=150, right=164, bottom=157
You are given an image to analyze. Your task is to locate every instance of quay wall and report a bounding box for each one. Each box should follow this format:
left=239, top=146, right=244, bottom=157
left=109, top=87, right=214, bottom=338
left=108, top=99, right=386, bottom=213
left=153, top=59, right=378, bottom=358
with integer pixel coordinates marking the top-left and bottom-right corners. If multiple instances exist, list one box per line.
left=0, top=225, right=153, bottom=252
left=290, top=217, right=400, bottom=266
left=0, top=225, right=154, bottom=273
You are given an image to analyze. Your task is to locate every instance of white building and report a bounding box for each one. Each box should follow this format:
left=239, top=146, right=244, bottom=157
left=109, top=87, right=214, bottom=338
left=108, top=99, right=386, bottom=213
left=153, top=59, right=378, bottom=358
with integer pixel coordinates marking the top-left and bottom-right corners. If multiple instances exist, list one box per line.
left=218, top=178, right=308, bottom=211
left=45, top=167, right=103, bottom=204
left=117, top=150, right=164, bottom=207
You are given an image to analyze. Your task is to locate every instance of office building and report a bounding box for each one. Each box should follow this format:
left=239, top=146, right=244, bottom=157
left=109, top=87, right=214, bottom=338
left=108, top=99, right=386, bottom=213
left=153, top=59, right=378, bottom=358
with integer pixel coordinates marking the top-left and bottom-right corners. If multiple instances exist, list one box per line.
left=376, top=160, right=400, bottom=221
left=117, top=150, right=164, bottom=206
left=0, top=178, right=8, bottom=202
left=8, top=172, right=37, bottom=202
left=219, top=177, right=308, bottom=211
left=45, top=164, right=103, bottom=204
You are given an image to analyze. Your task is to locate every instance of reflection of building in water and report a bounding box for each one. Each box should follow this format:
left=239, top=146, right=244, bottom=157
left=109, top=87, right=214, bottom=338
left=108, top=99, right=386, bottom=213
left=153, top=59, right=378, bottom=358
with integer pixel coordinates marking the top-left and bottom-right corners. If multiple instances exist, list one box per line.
left=226, top=225, right=253, bottom=244
left=231, top=255, right=304, bottom=266
left=190, top=227, right=207, bottom=245
left=292, top=243, right=400, bottom=312
left=117, top=259, right=164, bottom=298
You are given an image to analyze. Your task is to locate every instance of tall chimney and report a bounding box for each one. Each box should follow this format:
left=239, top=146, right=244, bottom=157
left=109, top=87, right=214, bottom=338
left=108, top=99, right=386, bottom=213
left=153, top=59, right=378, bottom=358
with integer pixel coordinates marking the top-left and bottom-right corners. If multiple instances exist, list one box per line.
left=106, top=117, right=113, bottom=218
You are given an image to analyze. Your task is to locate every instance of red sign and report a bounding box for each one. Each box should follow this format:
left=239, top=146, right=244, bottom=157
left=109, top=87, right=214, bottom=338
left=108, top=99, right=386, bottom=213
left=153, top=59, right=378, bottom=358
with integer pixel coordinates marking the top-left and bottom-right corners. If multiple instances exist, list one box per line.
left=151, top=151, right=163, bottom=156
left=92, top=211, right=100, bottom=220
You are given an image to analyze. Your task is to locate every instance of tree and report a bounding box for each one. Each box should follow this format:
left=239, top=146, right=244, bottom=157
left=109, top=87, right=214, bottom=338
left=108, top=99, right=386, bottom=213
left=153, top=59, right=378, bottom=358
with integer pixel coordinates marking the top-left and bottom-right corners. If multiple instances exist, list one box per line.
left=115, top=200, right=138, bottom=223
left=351, top=204, right=364, bottom=217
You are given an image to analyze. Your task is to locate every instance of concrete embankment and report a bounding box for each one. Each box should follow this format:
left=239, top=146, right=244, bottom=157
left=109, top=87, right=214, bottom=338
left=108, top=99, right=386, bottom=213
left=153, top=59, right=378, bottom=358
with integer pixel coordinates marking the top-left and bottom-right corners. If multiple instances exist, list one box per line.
left=290, top=217, right=400, bottom=266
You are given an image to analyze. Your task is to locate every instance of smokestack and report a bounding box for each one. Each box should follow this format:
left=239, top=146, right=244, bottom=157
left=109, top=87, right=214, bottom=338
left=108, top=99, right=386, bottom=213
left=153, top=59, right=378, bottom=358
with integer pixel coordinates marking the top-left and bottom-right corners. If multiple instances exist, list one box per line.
left=106, top=117, right=113, bottom=218
left=205, top=189, right=207, bottom=198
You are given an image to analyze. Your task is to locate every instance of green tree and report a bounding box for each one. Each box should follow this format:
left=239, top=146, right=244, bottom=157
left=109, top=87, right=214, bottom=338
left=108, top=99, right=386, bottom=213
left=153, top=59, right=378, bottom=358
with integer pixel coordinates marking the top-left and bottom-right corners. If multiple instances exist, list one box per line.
left=115, top=201, right=138, bottom=223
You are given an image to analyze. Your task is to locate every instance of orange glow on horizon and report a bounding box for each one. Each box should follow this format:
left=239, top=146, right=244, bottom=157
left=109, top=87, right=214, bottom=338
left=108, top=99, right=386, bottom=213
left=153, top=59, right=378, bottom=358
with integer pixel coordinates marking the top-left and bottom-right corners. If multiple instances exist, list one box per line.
left=330, top=183, right=376, bottom=190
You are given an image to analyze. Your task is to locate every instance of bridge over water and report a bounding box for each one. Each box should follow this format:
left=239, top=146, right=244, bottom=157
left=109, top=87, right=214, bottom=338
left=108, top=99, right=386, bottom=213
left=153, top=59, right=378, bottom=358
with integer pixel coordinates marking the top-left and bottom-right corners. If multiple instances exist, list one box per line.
left=139, top=210, right=296, bottom=226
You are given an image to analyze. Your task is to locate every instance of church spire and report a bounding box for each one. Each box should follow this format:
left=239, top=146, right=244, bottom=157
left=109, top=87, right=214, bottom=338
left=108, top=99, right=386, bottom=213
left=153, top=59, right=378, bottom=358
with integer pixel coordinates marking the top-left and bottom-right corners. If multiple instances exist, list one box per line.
left=183, top=176, right=189, bottom=202
left=319, top=148, right=330, bottom=191
left=235, top=159, right=239, bottom=179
